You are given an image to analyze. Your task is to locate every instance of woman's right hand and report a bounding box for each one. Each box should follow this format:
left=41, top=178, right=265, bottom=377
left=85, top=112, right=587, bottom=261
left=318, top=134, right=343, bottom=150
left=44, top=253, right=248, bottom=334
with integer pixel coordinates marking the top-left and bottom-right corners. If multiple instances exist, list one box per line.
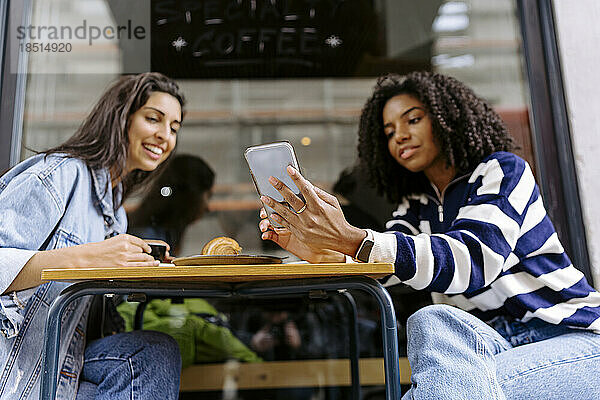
left=73, top=234, right=159, bottom=268
left=258, top=208, right=345, bottom=263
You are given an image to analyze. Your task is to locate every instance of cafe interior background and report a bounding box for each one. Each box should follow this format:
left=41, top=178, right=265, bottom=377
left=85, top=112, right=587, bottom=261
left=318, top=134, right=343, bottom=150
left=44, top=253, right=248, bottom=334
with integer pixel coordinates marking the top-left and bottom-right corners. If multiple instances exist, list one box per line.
left=18, top=0, right=533, bottom=395
left=22, top=0, right=531, bottom=258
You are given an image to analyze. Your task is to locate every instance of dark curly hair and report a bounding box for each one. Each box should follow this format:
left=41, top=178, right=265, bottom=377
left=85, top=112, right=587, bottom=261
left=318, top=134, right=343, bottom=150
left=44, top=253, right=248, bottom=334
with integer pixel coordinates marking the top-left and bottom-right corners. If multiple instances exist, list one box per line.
left=357, top=71, right=513, bottom=203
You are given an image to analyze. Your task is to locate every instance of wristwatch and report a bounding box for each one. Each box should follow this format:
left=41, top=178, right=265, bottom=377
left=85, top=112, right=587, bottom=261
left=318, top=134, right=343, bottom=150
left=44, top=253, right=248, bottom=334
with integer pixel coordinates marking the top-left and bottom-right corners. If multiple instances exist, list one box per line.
left=354, top=230, right=374, bottom=263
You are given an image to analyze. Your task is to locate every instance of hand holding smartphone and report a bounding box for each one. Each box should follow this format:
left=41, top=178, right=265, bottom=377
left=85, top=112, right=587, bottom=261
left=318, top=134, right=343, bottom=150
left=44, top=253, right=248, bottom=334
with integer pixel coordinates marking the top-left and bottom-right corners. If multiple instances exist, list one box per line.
left=244, top=141, right=302, bottom=228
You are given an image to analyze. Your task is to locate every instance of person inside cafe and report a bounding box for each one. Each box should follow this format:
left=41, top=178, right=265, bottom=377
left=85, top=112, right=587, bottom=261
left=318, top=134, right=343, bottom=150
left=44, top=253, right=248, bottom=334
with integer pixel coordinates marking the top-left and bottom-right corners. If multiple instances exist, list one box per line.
left=258, top=71, right=600, bottom=399
left=331, top=166, right=384, bottom=232
left=0, top=72, right=184, bottom=400
left=127, top=153, right=215, bottom=257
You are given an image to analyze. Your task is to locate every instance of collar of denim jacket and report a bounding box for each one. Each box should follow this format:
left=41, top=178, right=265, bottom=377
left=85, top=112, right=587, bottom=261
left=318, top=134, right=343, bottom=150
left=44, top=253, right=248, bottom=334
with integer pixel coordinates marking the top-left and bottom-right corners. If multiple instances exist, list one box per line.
left=89, top=166, right=123, bottom=228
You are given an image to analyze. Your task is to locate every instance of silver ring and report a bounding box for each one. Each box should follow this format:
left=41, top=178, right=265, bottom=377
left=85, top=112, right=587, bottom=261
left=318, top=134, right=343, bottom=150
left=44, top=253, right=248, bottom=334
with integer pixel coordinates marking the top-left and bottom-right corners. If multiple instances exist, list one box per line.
left=295, top=203, right=307, bottom=214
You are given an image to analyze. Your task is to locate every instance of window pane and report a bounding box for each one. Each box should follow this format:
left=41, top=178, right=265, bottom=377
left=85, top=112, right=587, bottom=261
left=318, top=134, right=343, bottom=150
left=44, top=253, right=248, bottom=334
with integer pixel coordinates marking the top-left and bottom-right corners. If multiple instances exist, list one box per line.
left=19, top=0, right=532, bottom=259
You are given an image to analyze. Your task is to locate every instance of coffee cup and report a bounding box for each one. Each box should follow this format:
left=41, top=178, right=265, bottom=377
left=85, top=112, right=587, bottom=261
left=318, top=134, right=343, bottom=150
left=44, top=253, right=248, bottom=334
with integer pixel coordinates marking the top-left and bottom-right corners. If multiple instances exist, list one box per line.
left=146, top=241, right=167, bottom=262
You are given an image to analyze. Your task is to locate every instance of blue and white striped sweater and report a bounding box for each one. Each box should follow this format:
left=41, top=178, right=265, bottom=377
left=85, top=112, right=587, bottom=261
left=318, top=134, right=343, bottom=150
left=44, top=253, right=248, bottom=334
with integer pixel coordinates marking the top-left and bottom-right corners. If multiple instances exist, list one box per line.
left=374, top=151, right=600, bottom=332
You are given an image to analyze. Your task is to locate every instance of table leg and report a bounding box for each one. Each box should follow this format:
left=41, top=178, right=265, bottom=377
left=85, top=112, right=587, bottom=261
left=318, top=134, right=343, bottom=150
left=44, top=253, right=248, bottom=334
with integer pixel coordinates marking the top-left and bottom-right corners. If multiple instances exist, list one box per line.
left=356, top=279, right=402, bottom=400
left=40, top=286, right=85, bottom=400
left=134, top=300, right=148, bottom=330
left=340, top=291, right=361, bottom=400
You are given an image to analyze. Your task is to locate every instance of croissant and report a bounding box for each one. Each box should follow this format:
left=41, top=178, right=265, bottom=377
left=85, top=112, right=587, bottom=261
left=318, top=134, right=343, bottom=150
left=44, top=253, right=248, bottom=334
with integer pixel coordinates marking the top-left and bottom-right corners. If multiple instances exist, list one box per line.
left=201, top=236, right=242, bottom=256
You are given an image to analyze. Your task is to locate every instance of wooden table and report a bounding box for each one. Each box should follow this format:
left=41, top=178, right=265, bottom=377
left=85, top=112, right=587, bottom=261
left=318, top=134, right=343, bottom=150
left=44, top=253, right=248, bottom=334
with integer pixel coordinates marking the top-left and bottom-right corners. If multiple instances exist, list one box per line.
left=40, top=262, right=394, bottom=282
left=40, top=263, right=401, bottom=400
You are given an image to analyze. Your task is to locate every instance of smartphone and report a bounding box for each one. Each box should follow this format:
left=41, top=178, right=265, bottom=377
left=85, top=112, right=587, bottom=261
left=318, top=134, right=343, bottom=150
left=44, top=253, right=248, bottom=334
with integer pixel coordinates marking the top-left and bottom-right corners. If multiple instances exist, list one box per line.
left=244, top=141, right=302, bottom=229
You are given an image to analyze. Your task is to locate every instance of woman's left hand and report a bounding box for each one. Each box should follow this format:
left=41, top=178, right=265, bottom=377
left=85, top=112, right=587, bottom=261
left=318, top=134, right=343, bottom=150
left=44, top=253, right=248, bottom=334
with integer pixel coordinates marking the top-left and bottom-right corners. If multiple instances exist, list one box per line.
left=260, top=166, right=366, bottom=257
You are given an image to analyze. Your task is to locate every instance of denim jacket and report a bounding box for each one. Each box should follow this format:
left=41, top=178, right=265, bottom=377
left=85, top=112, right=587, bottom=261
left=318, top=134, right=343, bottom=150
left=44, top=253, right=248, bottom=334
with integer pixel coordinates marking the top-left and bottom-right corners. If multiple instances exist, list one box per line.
left=0, top=154, right=126, bottom=400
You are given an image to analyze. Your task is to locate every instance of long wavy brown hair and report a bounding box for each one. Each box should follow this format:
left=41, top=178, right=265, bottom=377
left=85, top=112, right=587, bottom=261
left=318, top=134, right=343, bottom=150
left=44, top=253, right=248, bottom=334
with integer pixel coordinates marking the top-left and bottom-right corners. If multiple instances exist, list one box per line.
left=45, top=72, right=186, bottom=201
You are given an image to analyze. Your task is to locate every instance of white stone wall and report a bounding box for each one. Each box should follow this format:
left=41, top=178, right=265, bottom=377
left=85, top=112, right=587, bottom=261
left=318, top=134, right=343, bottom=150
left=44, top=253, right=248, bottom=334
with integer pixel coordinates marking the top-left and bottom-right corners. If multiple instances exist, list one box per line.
left=553, top=0, right=600, bottom=288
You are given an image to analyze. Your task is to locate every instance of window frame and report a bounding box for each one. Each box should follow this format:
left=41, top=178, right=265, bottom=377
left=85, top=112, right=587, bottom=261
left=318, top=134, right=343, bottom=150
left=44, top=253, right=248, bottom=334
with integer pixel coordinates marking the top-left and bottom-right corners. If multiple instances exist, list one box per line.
left=517, top=0, right=592, bottom=283
left=0, top=0, right=30, bottom=172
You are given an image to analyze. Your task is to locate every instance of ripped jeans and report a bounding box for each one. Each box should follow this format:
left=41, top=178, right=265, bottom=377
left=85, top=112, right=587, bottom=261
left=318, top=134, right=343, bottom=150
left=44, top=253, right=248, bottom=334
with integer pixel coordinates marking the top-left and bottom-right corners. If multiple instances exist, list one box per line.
left=402, top=304, right=600, bottom=400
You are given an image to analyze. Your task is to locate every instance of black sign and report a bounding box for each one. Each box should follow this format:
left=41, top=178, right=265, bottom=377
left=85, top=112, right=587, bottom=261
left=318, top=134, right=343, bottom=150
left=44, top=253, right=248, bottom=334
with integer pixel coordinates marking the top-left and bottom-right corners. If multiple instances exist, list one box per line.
left=151, top=0, right=382, bottom=78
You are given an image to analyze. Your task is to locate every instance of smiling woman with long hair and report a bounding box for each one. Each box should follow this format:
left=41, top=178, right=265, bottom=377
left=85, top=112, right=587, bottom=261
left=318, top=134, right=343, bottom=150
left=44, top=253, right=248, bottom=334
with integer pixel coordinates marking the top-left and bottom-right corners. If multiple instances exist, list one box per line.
left=257, top=71, right=600, bottom=399
left=0, top=72, right=184, bottom=400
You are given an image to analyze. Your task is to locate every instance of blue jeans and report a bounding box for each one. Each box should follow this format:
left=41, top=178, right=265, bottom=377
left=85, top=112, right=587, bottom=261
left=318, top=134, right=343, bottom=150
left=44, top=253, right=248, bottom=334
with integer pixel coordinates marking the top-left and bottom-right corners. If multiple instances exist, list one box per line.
left=402, top=304, right=600, bottom=400
left=75, top=330, right=181, bottom=400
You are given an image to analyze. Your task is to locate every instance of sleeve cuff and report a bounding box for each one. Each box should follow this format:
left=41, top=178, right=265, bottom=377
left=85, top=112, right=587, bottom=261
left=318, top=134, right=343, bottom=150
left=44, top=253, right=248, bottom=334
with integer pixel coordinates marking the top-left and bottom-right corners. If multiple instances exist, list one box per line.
left=0, top=248, right=38, bottom=294
left=367, top=230, right=398, bottom=263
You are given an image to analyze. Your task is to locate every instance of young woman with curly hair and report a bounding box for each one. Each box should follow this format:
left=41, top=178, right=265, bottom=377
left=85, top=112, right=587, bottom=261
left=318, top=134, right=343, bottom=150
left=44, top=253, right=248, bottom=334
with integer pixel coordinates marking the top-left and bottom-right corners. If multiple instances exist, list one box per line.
left=0, top=72, right=184, bottom=400
left=258, top=71, right=600, bottom=399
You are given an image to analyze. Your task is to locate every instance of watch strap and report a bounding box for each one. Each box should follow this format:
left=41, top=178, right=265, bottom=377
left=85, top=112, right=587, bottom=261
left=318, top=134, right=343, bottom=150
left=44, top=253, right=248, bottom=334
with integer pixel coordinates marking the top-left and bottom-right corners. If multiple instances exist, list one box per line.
left=354, top=230, right=374, bottom=263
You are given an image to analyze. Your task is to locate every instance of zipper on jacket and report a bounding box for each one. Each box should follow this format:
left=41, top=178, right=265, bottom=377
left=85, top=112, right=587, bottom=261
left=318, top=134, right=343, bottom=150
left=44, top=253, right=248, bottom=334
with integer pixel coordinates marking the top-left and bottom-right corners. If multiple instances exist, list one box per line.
left=429, top=185, right=445, bottom=223
left=428, top=173, right=470, bottom=223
